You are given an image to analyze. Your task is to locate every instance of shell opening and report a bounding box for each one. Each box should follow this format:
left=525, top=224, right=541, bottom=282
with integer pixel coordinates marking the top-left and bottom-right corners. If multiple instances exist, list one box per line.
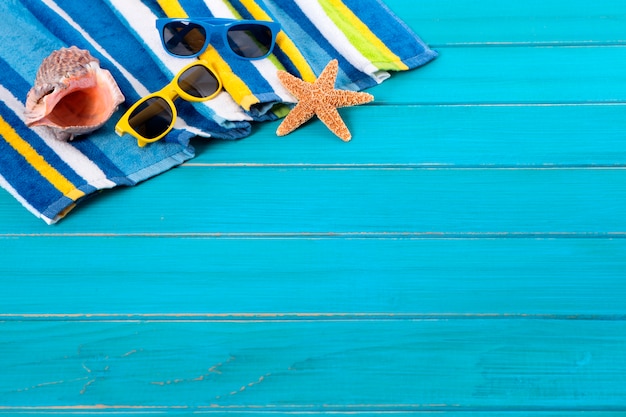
left=43, top=85, right=116, bottom=127
left=24, top=52, right=125, bottom=140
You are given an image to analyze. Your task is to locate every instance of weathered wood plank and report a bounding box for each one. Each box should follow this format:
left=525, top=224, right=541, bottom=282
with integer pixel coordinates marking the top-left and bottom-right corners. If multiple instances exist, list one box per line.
left=190, top=104, right=626, bottom=166
left=3, top=45, right=626, bottom=229
left=371, top=46, right=626, bottom=105
left=1, top=1, right=624, bottom=415
left=386, top=0, right=626, bottom=45
left=1, top=238, right=625, bottom=316
left=0, top=412, right=624, bottom=417
left=1, top=320, right=625, bottom=410
left=1, top=167, right=622, bottom=234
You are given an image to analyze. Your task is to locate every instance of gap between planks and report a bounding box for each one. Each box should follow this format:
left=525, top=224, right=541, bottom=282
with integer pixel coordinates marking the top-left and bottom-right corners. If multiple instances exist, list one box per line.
left=2, top=404, right=626, bottom=413
left=1, top=232, right=626, bottom=239
left=180, top=164, right=626, bottom=169
left=432, top=41, right=626, bottom=48
left=1, top=312, right=626, bottom=323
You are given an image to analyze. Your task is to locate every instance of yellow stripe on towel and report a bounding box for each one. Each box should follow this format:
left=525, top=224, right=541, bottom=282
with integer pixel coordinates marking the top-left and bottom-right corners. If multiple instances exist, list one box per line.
left=157, top=0, right=259, bottom=109
left=320, top=0, right=408, bottom=71
left=239, top=0, right=317, bottom=82
left=203, top=47, right=260, bottom=109
left=221, top=0, right=242, bottom=18
left=0, top=116, right=84, bottom=201
left=156, top=0, right=187, bottom=18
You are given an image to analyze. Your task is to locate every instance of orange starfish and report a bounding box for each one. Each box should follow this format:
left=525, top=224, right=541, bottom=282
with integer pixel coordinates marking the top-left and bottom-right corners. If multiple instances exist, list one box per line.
left=276, top=59, right=374, bottom=142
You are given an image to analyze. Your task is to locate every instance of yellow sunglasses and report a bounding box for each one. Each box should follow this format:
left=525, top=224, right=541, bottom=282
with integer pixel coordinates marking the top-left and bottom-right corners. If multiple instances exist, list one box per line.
left=115, top=60, right=221, bottom=147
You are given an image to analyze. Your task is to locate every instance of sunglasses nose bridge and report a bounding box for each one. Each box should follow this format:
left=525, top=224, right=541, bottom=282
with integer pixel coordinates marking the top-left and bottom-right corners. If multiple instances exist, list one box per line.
left=153, top=80, right=182, bottom=103
left=202, top=24, right=227, bottom=51
left=206, top=26, right=220, bottom=43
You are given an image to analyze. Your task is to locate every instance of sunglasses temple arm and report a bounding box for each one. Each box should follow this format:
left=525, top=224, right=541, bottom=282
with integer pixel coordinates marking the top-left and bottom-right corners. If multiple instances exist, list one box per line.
left=114, top=125, right=125, bottom=137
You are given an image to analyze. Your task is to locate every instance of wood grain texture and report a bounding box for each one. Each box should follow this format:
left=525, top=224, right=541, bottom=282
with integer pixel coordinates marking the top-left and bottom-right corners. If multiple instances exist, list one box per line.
left=1, top=238, right=625, bottom=315
left=1, top=1, right=626, bottom=415
left=372, top=46, right=626, bottom=105
left=2, top=167, right=624, bottom=234
left=1, top=320, right=625, bottom=409
left=192, top=104, right=626, bottom=166
left=384, top=0, right=626, bottom=46
left=386, top=0, right=626, bottom=46
left=1, top=413, right=625, bottom=417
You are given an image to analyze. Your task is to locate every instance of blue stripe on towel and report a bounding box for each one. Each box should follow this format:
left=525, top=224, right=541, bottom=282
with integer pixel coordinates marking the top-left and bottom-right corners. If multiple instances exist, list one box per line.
left=174, top=0, right=283, bottom=116
left=0, top=1, right=64, bottom=83
left=341, top=0, right=438, bottom=69
left=25, top=0, right=250, bottom=140
left=263, top=1, right=364, bottom=88
left=53, top=0, right=172, bottom=93
left=0, top=59, right=90, bottom=190
left=0, top=0, right=436, bottom=223
left=19, top=0, right=145, bottom=103
left=0, top=58, right=33, bottom=104
left=264, top=1, right=337, bottom=73
left=2, top=110, right=88, bottom=190
left=21, top=0, right=166, bottom=98
left=0, top=112, right=64, bottom=215
left=0, top=0, right=199, bottom=223
left=105, top=0, right=255, bottom=138
left=69, top=117, right=199, bottom=187
left=69, top=140, right=133, bottom=187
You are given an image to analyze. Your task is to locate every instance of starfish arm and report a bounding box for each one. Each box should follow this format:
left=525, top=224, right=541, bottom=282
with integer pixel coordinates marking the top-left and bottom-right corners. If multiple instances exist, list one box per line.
left=275, top=60, right=374, bottom=141
left=276, top=103, right=316, bottom=136
left=317, top=104, right=352, bottom=142
left=328, top=90, right=374, bottom=108
left=277, top=70, right=312, bottom=99
left=315, top=59, right=339, bottom=91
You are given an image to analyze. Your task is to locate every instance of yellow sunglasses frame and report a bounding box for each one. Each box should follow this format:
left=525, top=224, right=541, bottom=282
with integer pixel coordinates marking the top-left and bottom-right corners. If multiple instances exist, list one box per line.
left=115, top=60, right=222, bottom=147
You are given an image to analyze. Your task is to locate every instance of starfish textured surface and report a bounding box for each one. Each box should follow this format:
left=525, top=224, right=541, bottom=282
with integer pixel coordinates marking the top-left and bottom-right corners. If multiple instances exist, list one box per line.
left=276, top=59, right=374, bottom=142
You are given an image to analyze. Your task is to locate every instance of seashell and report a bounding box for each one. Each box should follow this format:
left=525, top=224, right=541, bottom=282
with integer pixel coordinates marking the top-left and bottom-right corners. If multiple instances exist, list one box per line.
left=24, top=46, right=124, bottom=141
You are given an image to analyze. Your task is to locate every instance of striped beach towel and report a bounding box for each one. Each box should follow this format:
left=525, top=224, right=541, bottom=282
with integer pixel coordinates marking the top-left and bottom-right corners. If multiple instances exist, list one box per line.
left=0, top=0, right=436, bottom=224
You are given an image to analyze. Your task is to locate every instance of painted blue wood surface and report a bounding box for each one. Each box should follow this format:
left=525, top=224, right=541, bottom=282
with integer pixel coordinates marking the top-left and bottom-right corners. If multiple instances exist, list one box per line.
left=1, top=1, right=626, bottom=415
left=1, top=320, right=626, bottom=408
left=2, top=238, right=626, bottom=315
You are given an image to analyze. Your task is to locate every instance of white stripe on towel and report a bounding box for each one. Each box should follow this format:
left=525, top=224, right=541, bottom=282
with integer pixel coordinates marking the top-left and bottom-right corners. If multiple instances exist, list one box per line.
left=293, top=0, right=388, bottom=83
left=0, top=174, right=52, bottom=224
left=41, top=0, right=151, bottom=97
left=0, top=84, right=117, bottom=190
left=108, top=0, right=252, bottom=124
left=203, top=0, right=294, bottom=102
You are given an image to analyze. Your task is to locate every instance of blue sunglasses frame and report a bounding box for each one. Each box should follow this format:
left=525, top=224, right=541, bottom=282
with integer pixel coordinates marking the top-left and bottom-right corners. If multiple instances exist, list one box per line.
left=156, top=17, right=281, bottom=60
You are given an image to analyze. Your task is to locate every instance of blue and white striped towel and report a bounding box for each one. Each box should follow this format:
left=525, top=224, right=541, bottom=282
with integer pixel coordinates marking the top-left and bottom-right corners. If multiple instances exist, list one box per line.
left=0, top=0, right=436, bottom=223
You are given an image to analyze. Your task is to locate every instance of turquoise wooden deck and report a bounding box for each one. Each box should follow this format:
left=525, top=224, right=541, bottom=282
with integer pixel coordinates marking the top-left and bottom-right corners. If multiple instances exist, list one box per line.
left=2, top=1, right=626, bottom=415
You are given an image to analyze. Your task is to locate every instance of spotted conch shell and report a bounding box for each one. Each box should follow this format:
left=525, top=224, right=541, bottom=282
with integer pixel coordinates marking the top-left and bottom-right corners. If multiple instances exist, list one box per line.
left=25, top=46, right=124, bottom=141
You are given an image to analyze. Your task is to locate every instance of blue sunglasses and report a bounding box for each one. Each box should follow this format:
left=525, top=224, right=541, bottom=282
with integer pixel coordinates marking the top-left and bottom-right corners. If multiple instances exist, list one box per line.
left=157, top=17, right=281, bottom=60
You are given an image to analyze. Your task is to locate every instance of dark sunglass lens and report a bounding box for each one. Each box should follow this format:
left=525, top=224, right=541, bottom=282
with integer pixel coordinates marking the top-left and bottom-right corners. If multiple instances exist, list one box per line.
left=128, top=97, right=173, bottom=139
left=178, top=65, right=220, bottom=98
left=163, top=21, right=207, bottom=56
left=227, top=24, right=273, bottom=58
